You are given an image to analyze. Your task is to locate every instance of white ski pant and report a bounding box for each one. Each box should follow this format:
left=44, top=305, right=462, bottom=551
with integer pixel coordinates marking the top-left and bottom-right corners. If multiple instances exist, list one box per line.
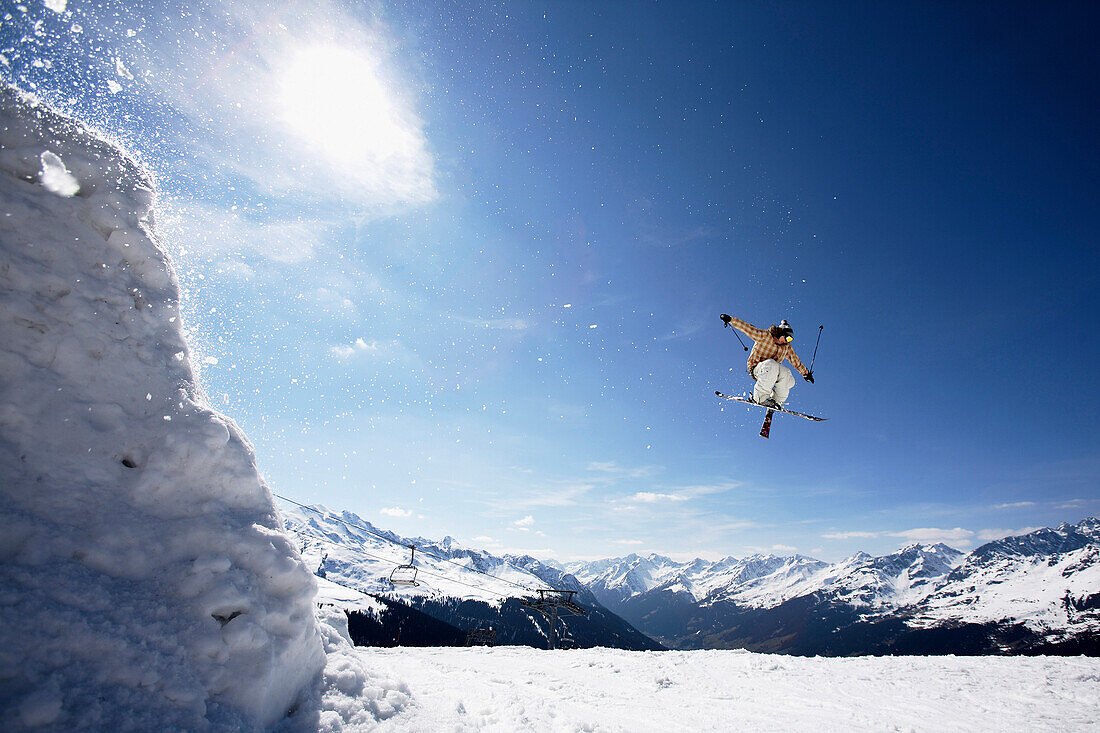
left=753, top=359, right=795, bottom=405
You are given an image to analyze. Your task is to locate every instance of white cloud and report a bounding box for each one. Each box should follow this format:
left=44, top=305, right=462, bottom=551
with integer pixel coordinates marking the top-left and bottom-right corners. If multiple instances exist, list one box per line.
left=502, top=482, right=594, bottom=509
left=329, top=337, right=418, bottom=367
left=311, top=287, right=360, bottom=319
left=993, top=501, right=1037, bottom=510
left=709, top=519, right=757, bottom=532
left=631, top=492, right=689, bottom=503
left=976, top=527, right=1043, bottom=542
left=612, top=539, right=644, bottom=546
left=668, top=482, right=741, bottom=498
left=891, top=527, right=975, bottom=545
left=379, top=506, right=411, bottom=518
left=513, top=515, right=535, bottom=527
left=586, top=461, right=658, bottom=480
left=330, top=338, right=382, bottom=360
left=822, top=531, right=881, bottom=540
left=772, top=544, right=797, bottom=553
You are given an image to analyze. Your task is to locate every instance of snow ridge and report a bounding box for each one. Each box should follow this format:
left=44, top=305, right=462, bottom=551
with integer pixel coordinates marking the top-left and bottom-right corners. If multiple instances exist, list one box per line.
left=568, top=546, right=962, bottom=611
left=0, top=87, right=326, bottom=729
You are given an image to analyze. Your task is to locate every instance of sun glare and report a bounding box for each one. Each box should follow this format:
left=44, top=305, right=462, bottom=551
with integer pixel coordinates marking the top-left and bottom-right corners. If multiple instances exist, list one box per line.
left=279, top=46, right=418, bottom=169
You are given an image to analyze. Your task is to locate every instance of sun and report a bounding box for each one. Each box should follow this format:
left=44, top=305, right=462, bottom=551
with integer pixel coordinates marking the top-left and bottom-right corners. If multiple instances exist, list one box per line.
left=278, top=46, right=418, bottom=169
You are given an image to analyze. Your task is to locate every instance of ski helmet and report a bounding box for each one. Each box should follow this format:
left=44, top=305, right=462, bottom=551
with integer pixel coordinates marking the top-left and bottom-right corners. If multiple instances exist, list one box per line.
left=772, top=319, right=794, bottom=342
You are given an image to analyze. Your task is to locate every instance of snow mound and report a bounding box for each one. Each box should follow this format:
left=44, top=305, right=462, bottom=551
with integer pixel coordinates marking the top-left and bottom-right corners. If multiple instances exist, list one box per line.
left=278, top=606, right=410, bottom=733
left=0, top=86, right=331, bottom=729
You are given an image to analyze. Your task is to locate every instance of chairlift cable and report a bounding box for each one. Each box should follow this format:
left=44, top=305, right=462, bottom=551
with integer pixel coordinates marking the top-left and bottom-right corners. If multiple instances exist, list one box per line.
left=298, top=525, right=518, bottom=601
left=304, top=532, right=516, bottom=602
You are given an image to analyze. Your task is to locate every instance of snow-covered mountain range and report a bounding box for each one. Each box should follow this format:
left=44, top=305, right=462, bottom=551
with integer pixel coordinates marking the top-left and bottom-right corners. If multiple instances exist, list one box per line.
left=566, top=521, right=1100, bottom=653
left=285, top=496, right=1100, bottom=655
left=567, top=542, right=963, bottom=614
left=280, top=503, right=662, bottom=651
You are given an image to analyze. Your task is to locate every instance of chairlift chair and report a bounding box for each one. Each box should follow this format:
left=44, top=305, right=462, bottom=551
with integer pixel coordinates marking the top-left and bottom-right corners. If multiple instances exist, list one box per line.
left=389, top=545, right=419, bottom=587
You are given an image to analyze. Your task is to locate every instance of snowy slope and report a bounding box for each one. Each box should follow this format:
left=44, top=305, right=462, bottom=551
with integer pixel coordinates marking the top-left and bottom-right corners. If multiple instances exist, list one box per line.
left=909, top=521, right=1100, bottom=635
left=282, top=503, right=545, bottom=605
left=366, top=647, right=1100, bottom=732
left=0, top=86, right=408, bottom=730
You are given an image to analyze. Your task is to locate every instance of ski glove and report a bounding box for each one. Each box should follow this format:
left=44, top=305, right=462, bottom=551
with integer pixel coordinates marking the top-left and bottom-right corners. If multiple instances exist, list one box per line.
left=720, top=313, right=732, bottom=325
left=804, top=371, right=814, bottom=384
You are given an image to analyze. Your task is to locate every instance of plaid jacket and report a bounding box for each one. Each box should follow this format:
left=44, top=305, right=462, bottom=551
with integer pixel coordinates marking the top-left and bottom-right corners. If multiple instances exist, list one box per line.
left=727, top=317, right=809, bottom=377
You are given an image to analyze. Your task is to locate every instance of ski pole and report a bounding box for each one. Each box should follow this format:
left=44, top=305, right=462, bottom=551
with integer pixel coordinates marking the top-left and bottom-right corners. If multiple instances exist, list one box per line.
left=808, top=325, right=823, bottom=372
left=723, top=318, right=749, bottom=351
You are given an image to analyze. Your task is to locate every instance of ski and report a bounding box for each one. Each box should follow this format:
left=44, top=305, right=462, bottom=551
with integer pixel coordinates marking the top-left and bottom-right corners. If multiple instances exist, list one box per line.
left=760, top=408, right=775, bottom=438
left=714, top=392, right=827, bottom=423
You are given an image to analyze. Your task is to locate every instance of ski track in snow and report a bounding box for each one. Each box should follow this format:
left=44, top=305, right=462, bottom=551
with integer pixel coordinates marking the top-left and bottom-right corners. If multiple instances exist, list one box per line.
left=367, top=647, right=1100, bottom=732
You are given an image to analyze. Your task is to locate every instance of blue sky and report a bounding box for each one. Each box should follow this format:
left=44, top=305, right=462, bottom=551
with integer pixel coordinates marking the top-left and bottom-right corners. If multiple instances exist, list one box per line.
left=4, top=0, right=1097, bottom=561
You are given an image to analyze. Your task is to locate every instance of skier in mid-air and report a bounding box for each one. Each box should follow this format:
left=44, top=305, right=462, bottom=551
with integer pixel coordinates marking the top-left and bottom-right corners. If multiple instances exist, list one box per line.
left=720, top=314, right=814, bottom=409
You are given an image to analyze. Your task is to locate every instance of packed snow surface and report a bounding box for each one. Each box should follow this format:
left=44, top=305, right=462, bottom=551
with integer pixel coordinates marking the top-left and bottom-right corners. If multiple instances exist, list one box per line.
left=361, top=646, right=1100, bottom=732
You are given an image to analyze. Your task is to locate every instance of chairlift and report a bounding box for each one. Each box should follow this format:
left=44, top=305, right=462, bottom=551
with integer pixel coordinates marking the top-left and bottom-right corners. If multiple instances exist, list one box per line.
left=389, top=545, right=419, bottom=587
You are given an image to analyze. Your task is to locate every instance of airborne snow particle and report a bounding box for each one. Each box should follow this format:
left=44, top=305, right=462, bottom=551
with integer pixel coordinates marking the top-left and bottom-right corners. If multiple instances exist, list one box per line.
left=114, top=58, right=134, bottom=80
left=44, top=0, right=67, bottom=13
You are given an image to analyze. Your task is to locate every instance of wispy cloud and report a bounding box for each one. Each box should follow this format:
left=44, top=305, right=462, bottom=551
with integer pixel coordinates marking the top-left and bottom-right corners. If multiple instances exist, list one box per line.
left=379, top=506, right=412, bottom=518
left=330, top=338, right=381, bottom=360
left=621, top=481, right=739, bottom=507
left=1057, top=498, right=1098, bottom=511
left=450, top=315, right=531, bottom=331
left=631, top=491, right=689, bottom=503
left=992, top=501, right=1037, bottom=510
left=586, top=461, right=660, bottom=480
left=822, top=530, right=880, bottom=540
left=160, top=200, right=331, bottom=265
left=891, top=527, right=975, bottom=545
left=824, top=526, right=981, bottom=546
left=513, top=515, right=535, bottom=527
left=612, top=539, right=644, bottom=545
left=976, top=527, right=1042, bottom=542
left=329, top=337, right=418, bottom=367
